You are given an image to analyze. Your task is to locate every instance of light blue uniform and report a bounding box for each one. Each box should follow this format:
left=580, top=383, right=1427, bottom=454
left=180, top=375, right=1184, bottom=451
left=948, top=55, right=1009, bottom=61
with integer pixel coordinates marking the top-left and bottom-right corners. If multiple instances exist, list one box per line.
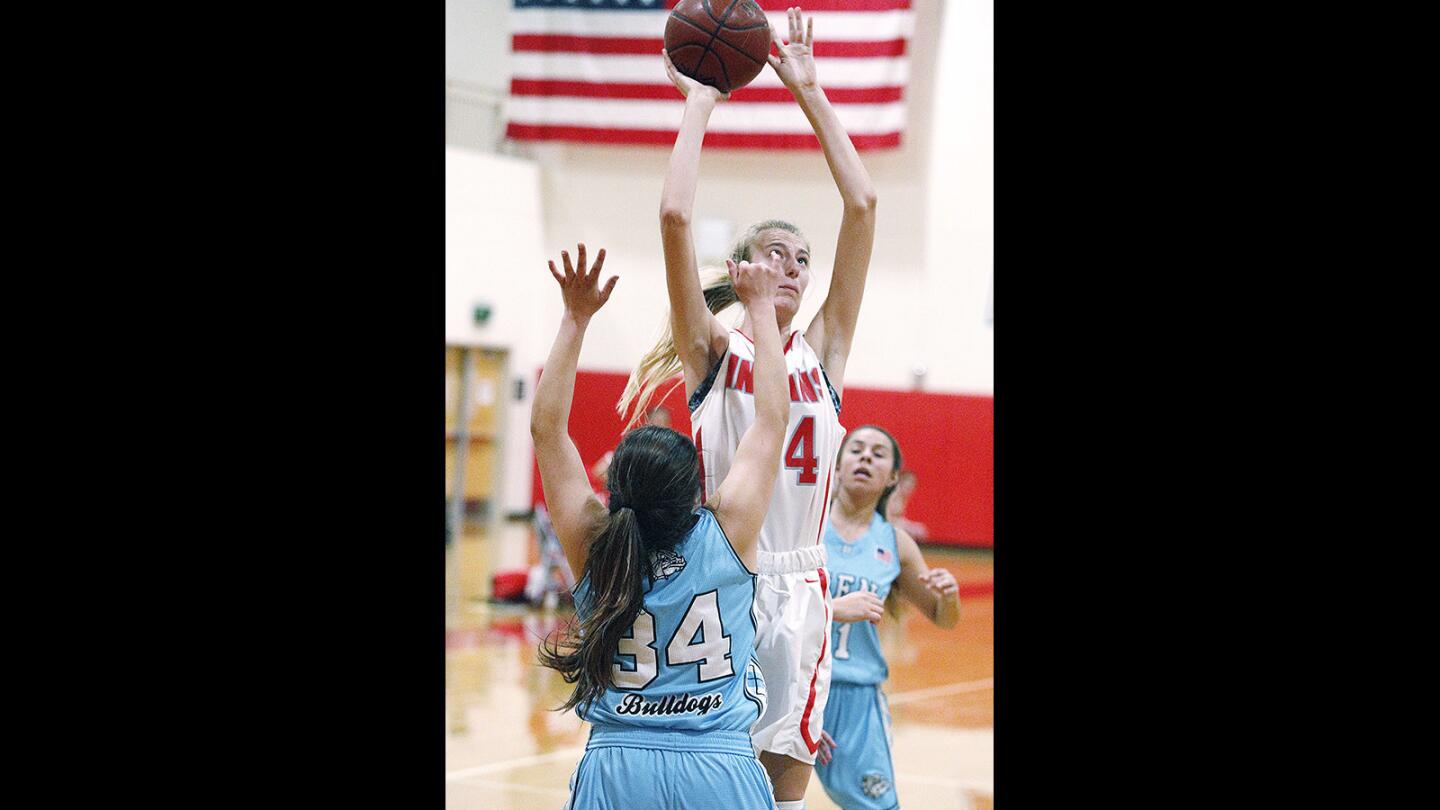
left=815, top=512, right=903, bottom=810
left=565, top=508, right=776, bottom=810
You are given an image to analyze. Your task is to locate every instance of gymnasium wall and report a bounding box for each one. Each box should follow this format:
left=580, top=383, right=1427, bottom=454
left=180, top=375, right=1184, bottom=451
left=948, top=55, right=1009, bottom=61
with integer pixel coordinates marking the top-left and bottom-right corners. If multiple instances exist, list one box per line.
left=447, top=0, right=993, bottom=520
left=529, top=371, right=992, bottom=547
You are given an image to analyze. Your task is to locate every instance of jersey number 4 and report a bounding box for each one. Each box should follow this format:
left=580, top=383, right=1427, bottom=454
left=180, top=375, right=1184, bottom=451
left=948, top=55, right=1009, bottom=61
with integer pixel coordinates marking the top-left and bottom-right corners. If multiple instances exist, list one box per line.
left=613, top=591, right=733, bottom=689
left=785, top=415, right=819, bottom=485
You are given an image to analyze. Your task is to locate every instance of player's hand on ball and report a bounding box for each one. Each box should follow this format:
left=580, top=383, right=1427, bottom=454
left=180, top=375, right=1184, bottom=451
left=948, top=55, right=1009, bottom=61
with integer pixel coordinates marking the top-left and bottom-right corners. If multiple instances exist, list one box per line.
left=727, top=257, right=783, bottom=309
left=662, top=49, right=729, bottom=102
left=547, top=244, right=617, bottom=319
left=832, top=590, right=885, bottom=624
left=767, top=7, right=817, bottom=92
left=920, top=568, right=959, bottom=598
left=816, top=730, right=838, bottom=766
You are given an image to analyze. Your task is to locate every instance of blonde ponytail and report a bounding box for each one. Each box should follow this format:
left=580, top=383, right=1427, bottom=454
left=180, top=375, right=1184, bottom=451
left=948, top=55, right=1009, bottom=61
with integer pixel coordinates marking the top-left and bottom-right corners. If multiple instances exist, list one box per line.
left=617, top=266, right=740, bottom=430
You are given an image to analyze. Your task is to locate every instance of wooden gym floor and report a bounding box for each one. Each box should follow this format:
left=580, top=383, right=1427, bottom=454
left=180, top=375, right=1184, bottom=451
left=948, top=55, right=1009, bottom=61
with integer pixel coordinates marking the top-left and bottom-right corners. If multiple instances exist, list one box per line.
left=446, top=522, right=994, bottom=809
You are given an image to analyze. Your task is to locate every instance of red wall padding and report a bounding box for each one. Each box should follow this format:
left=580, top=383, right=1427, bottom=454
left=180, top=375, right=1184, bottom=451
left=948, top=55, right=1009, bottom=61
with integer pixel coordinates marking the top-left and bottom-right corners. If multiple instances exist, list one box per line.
left=837, top=387, right=993, bottom=547
left=530, top=371, right=992, bottom=547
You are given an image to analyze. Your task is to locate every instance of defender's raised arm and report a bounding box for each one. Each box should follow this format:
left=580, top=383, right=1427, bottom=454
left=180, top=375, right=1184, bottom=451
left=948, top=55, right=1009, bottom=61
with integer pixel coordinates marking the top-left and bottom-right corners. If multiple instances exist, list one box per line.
left=530, top=244, right=618, bottom=578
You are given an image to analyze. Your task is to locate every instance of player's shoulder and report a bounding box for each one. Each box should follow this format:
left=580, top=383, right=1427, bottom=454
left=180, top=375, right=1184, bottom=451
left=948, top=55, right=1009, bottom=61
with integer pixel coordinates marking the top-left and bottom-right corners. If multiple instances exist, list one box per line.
left=871, top=514, right=903, bottom=552
left=690, top=507, right=754, bottom=579
left=891, top=522, right=924, bottom=563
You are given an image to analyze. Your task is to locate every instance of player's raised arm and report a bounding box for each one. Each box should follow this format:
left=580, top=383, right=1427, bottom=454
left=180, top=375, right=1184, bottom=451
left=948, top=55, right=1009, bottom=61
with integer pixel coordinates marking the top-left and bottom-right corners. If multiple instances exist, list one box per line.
left=530, top=244, right=620, bottom=580
left=768, top=7, right=878, bottom=395
left=659, top=50, right=734, bottom=395
left=707, top=257, right=789, bottom=571
left=891, top=527, right=962, bottom=628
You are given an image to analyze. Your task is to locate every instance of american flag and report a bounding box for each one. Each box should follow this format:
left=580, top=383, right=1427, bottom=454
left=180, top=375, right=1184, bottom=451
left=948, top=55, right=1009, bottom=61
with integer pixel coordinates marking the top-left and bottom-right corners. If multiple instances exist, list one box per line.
left=506, top=0, right=914, bottom=150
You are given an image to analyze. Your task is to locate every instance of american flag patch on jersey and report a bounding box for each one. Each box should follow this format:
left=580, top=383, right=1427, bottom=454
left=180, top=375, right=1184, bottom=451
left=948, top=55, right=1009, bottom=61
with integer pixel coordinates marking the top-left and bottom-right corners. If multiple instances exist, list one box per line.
left=875, top=546, right=892, bottom=564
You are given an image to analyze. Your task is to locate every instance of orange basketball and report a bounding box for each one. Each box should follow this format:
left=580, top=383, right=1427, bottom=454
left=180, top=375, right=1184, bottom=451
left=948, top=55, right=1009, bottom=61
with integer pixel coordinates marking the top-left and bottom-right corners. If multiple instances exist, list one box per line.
left=664, top=0, right=772, bottom=95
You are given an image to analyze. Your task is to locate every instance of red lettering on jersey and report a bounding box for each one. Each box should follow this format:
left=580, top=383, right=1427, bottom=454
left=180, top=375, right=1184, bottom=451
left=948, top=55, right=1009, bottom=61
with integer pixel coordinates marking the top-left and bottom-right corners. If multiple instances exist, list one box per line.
left=732, top=358, right=754, bottom=394
left=788, top=373, right=800, bottom=402
left=796, top=370, right=817, bottom=403
left=725, top=355, right=740, bottom=390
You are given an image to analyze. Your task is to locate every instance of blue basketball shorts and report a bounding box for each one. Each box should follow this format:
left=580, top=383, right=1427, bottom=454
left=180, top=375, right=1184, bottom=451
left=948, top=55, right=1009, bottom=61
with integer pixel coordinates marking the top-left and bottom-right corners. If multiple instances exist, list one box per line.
left=814, top=682, right=899, bottom=810
left=563, top=725, right=776, bottom=810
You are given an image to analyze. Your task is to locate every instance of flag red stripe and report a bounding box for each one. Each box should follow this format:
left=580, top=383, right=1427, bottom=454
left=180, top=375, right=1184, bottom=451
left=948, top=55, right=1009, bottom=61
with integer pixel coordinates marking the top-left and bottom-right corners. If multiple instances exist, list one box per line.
left=513, top=34, right=654, bottom=55
left=663, top=0, right=912, bottom=11
left=512, top=34, right=905, bottom=58
left=509, top=79, right=903, bottom=103
left=506, top=123, right=900, bottom=150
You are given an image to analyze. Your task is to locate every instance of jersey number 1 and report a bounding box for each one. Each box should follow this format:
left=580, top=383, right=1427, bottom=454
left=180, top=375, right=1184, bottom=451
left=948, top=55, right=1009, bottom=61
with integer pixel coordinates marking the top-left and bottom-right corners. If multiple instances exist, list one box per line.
left=835, top=622, right=853, bottom=660
left=785, top=415, right=819, bottom=485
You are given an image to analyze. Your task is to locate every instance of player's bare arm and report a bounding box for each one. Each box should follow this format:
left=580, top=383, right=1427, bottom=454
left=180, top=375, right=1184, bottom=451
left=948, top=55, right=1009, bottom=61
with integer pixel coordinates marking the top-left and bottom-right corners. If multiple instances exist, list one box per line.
left=660, top=49, right=733, bottom=396
left=531, top=243, right=620, bottom=580
left=892, top=527, right=962, bottom=628
left=769, top=7, right=879, bottom=397
left=832, top=590, right=886, bottom=624
left=708, top=257, right=788, bottom=571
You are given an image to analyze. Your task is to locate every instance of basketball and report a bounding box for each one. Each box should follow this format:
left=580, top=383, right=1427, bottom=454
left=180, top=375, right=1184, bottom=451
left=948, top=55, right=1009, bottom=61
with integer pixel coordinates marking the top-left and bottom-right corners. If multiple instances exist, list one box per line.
left=664, top=0, right=772, bottom=95
left=449, top=0, right=997, bottom=804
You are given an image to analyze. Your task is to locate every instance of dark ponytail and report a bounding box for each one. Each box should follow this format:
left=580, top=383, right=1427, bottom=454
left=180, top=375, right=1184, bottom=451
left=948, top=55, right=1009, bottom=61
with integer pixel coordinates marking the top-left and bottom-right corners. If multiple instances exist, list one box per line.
left=538, top=426, right=701, bottom=714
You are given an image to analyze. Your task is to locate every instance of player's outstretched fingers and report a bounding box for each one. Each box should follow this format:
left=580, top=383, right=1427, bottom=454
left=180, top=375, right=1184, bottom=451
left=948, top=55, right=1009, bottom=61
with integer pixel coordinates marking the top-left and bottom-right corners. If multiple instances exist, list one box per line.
left=767, top=28, right=785, bottom=69
left=817, top=730, right=838, bottom=765
left=588, top=247, right=606, bottom=280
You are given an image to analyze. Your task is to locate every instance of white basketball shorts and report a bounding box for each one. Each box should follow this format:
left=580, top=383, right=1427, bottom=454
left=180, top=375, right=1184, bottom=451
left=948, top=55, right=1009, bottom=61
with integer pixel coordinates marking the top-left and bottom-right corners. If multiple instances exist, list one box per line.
left=750, top=544, right=833, bottom=765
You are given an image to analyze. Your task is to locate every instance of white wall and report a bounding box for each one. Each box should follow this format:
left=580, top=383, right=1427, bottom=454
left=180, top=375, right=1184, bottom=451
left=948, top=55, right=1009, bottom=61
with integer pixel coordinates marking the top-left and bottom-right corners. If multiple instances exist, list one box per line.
left=446, top=0, right=993, bottom=509
left=446, top=148, right=551, bottom=514
left=446, top=0, right=511, bottom=95
left=922, top=0, right=993, bottom=391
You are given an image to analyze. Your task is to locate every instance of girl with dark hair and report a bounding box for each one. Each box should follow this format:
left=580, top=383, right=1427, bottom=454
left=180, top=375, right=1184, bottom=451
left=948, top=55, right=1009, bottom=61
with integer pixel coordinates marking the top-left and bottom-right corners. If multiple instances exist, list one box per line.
left=621, top=9, right=881, bottom=808
left=812, top=425, right=961, bottom=810
left=531, top=243, right=791, bottom=809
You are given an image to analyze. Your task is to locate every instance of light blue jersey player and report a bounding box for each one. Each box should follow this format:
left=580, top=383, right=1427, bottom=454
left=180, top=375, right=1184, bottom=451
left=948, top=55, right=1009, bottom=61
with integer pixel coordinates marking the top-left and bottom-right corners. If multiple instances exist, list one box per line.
left=568, top=509, right=772, bottom=807
left=825, top=512, right=901, bottom=686
left=529, top=243, right=792, bottom=809
left=814, top=426, right=963, bottom=810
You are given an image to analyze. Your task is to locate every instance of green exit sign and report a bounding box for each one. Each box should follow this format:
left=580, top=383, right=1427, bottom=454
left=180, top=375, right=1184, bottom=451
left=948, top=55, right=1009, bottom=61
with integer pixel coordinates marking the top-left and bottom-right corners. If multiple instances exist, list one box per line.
left=473, top=303, right=492, bottom=326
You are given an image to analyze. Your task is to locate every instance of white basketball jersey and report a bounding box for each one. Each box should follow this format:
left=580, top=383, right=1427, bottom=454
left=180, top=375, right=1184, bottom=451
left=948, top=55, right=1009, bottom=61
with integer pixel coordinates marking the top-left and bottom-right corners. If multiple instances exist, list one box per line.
left=690, top=329, right=846, bottom=555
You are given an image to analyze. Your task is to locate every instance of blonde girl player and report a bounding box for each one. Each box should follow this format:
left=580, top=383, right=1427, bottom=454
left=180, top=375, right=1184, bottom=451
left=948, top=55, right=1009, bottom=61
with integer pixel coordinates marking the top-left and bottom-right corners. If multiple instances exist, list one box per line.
left=532, top=244, right=792, bottom=809
left=619, top=8, right=878, bottom=808
left=814, top=426, right=961, bottom=810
